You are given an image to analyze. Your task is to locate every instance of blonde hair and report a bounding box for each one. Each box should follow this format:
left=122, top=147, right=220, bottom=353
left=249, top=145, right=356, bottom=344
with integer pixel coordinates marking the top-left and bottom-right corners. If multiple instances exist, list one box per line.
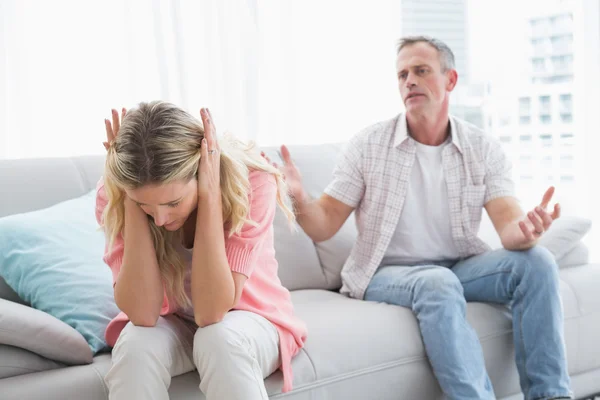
left=101, top=101, right=293, bottom=308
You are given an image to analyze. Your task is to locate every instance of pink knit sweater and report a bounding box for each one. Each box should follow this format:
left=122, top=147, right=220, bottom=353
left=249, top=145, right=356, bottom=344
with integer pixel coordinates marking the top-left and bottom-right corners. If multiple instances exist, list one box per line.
left=95, top=171, right=307, bottom=393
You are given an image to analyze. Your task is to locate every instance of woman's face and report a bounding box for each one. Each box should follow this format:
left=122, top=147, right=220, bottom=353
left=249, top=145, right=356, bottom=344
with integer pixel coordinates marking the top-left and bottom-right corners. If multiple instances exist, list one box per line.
left=125, top=179, right=198, bottom=231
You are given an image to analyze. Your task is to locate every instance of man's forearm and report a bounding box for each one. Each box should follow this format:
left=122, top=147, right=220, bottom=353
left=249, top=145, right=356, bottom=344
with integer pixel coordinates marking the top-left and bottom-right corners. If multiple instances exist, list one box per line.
left=500, top=220, right=538, bottom=251
left=294, top=196, right=338, bottom=242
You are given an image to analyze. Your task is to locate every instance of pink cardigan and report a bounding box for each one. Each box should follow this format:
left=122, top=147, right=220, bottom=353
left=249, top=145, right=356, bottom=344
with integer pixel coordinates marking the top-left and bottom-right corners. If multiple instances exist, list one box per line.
left=95, top=171, right=307, bottom=393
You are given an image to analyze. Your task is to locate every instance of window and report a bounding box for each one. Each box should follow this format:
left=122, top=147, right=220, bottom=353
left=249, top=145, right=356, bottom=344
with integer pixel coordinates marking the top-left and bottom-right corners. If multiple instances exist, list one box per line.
left=532, top=58, right=546, bottom=72
left=559, top=95, right=573, bottom=123
left=551, top=13, right=573, bottom=33
left=559, top=93, right=572, bottom=113
left=541, top=155, right=553, bottom=169
left=519, top=134, right=533, bottom=142
left=519, top=116, right=531, bottom=125
left=539, top=95, right=551, bottom=115
left=540, top=115, right=552, bottom=124
left=560, top=155, right=574, bottom=169
left=560, top=133, right=575, bottom=146
left=531, top=38, right=546, bottom=55
left=533, top=75, right=573, bottom=84
left=551, top=54, right=574, bottom=73
left=519, top=97, right=531, bottom=115
left=560, top=113, right=573, bottom=123
left=499, top=136, right=512, bottom=143
left=540, top=134, right=553, bottom=147
left=530, top=18, right=543, bottom=27
left=530, top=18, right=548, bottom=37
left=550, top=34, right=573, bottom=53
left=520, top=155, right=533, bottom=162
left=560, top=175, right=575, bottom=182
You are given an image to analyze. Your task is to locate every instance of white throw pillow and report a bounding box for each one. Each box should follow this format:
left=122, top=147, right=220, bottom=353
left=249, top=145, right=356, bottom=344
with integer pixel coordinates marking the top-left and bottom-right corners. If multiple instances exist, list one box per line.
left=555, top=242, right=590, bottom=268
left=538, top=216, right=592, bottom=260
left=479, top=213, right=592, bottom=264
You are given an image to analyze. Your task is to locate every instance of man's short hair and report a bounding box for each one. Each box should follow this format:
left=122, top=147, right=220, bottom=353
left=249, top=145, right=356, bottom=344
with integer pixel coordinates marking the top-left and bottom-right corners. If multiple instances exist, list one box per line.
left=397, top=36, right=456, bottom=72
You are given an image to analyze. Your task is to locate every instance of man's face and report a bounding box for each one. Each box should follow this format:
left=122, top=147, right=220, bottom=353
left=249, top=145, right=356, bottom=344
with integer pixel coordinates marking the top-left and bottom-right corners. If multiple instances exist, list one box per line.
left=396, top=42, right=457, bottom=116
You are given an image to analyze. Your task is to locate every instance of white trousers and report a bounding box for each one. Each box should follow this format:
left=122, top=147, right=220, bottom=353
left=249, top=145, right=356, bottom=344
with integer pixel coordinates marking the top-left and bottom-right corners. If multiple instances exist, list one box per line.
left=104, top=310, right=281, bottom=400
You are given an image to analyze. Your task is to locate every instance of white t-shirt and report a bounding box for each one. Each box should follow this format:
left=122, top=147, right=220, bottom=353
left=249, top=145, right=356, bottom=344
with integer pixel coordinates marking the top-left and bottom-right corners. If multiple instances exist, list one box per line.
left=381, top=138, right=461, bottom=266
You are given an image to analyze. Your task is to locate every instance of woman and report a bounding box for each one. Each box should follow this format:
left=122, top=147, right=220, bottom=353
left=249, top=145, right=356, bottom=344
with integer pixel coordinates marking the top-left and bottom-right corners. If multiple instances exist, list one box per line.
left=95, top=101, right=307, bottom=400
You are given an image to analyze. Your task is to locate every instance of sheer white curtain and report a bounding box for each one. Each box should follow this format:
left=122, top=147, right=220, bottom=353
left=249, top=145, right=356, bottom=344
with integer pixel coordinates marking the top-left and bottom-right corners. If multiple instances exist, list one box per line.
left=0, top=0, right=405, bottom=159
left=256, top=0, right=403, bottom=146
left=0, top=0, right=258, bottom=159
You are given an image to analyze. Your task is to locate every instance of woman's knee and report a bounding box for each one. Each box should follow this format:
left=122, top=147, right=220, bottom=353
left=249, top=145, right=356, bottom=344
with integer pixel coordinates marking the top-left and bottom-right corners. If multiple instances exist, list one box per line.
left=112, top=322, right=165, bottom=362
left=193, top=322, right=246, bottom=363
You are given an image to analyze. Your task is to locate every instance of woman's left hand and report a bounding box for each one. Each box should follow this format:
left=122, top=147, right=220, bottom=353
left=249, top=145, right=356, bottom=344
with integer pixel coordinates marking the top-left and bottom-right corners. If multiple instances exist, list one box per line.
left=197, top=108, right=221, bottom=201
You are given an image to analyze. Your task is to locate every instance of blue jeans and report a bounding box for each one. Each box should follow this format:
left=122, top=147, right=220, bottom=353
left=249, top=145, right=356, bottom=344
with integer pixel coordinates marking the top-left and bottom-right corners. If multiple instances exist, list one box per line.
left=364, top=247, right=572, bottom=400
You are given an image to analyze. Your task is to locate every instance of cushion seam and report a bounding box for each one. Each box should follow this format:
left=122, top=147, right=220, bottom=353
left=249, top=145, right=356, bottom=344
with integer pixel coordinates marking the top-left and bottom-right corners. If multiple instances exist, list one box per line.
left=270, top=356, right=427, bottom=397
left=271, top=329, right=546, bottom=397
left=0, top=365, right=59, bottom=373
left=90, top=362, right=109, bottom=397
left=299, top=347, right=317, bottom=381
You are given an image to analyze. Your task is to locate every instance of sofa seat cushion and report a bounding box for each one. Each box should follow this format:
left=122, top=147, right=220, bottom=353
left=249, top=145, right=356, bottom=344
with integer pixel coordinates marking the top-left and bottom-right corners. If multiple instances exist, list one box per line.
left=0, top=345, right=64, bottom=379
left=559, top=263, right=600, bottom=375
left=289, top=290, right=522, bottom=398
left=0, top=355, right=112, bottom=400
left=285, top=267, right=600, bottom=399
left=2, top=264, right=598, bottom=400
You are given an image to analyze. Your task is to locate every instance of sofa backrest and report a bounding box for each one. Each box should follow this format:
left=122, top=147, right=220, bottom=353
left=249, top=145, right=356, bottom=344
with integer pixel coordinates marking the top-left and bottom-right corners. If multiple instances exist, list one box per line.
left=261, top=144, right=356, bottom=291
left=0, top=145, right=590, bottom=300
left=0, top=156, right=107, bottom=303
left=0, top=156, right=106, bottom=218
left=0, top=147, right=351, bottom=296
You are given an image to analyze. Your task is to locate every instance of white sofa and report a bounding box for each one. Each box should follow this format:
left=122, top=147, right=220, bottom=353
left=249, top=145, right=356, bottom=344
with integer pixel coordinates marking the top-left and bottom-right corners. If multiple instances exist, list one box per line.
left=1, top=145, right=599, bottom=399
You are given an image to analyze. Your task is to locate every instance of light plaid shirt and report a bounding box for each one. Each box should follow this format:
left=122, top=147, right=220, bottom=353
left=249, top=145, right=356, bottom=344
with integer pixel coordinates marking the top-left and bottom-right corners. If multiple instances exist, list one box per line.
left=325, top=113, right=515, bottom=299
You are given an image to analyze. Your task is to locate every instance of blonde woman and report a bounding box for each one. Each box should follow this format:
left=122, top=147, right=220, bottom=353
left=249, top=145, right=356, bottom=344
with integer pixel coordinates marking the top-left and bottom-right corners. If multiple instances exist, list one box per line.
left=95, top=101, right=307, bottom=400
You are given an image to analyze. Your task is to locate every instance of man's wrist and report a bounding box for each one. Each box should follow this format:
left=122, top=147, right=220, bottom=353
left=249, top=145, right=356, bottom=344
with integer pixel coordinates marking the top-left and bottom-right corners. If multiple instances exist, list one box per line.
left=501, top=220, right=537, bottom=250
left=291, top=191, right=310, bottom=215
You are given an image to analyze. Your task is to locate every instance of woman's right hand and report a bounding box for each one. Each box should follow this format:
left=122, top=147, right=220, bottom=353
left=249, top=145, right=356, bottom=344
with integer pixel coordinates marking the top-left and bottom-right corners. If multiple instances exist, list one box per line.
left=103, top=108, right=127, bottom=151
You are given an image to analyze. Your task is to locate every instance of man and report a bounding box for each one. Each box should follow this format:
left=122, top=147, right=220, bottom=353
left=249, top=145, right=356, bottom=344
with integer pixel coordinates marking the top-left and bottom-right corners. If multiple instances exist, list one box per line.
left=266, top=37, right=572, bottom=400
